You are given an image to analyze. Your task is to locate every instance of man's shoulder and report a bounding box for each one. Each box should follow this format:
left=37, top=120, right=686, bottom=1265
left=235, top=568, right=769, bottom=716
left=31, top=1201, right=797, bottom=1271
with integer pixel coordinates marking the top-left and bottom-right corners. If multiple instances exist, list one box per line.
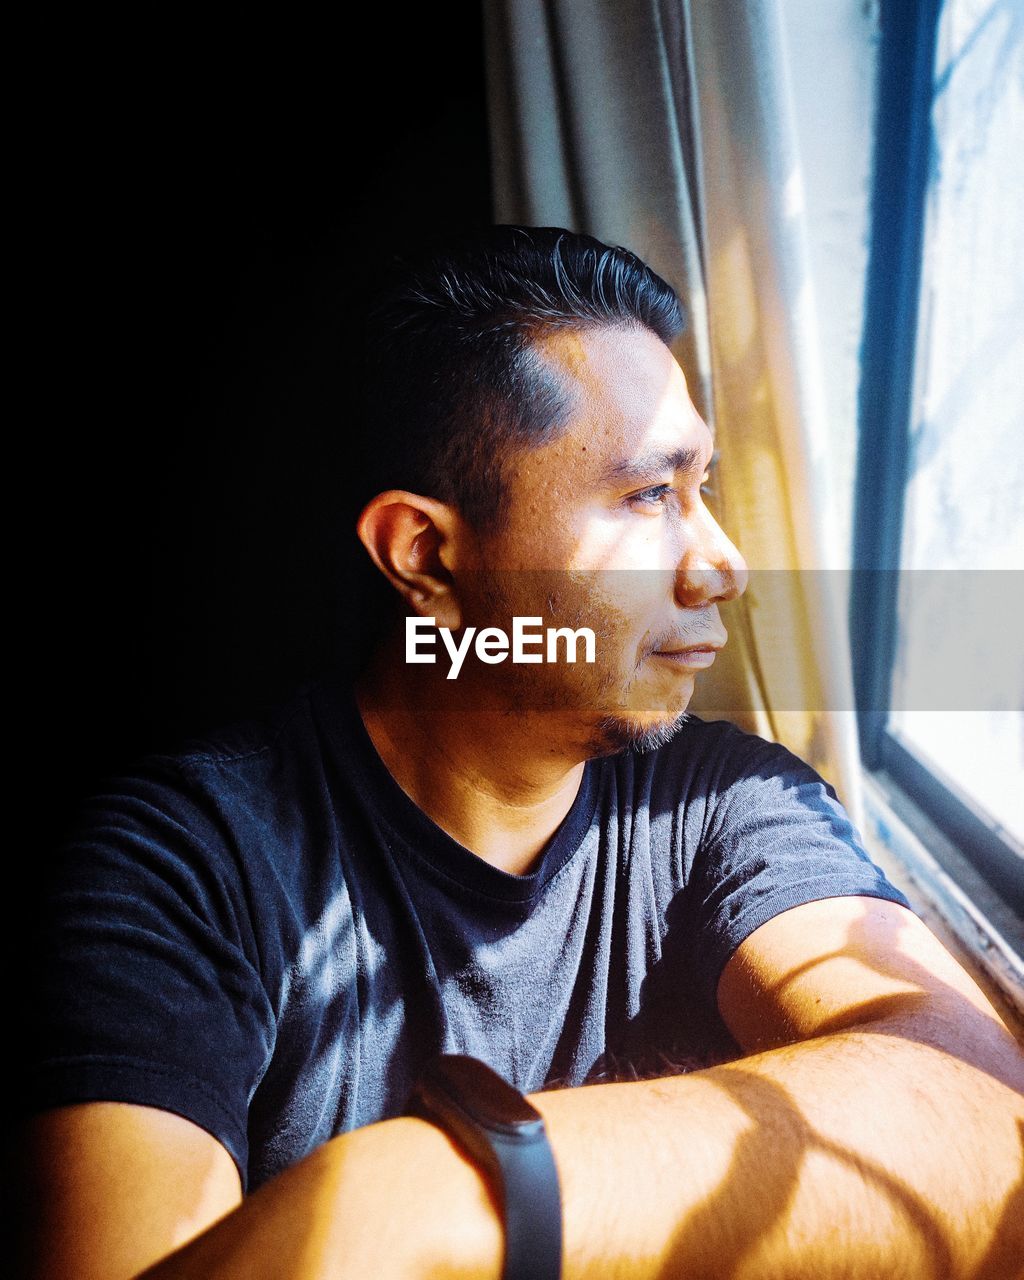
left=107, top=677, right=343, bottom=815
left=619, top=713, right=814, bottom=792
left=163, top=679, right=324, bottom=771
left=601, top=714, right=845, bottom=846
left=63, top=677, right=339, bottom=869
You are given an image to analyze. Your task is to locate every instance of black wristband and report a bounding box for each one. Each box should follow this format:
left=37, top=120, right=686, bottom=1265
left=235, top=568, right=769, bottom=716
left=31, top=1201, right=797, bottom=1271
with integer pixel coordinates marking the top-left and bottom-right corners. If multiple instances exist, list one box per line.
left=403, top=1054, right=563, bottom=1280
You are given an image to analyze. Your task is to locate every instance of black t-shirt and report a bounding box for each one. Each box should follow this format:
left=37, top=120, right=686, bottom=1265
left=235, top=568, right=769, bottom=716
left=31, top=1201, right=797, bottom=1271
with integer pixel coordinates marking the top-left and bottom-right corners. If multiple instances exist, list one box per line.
left=24, top=672, right=911, bottom=1192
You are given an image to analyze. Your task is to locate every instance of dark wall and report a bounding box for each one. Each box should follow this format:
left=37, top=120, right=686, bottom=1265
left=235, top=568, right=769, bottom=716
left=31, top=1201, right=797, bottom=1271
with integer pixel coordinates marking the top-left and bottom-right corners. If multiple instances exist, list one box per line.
left=42, top=11, right=492, bottom=831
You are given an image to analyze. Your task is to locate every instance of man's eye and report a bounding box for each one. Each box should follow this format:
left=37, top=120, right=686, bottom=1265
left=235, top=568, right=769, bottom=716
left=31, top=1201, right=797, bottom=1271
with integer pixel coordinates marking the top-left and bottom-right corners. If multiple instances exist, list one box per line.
left=628, top=484, right=674, bottom=507
left=628, top=474, right=714, bottom=508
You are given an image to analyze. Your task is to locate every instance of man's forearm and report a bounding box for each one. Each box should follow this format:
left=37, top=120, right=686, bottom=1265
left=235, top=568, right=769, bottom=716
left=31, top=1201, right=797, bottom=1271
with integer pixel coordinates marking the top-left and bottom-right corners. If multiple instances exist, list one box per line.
left=537, top=1027, right=1023, bottom=1279
left=141, top=1013, right=1024, bottom=1280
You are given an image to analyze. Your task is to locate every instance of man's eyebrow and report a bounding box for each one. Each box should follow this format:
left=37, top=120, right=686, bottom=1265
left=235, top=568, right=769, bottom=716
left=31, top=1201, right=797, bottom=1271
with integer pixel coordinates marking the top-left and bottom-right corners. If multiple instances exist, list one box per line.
left=598, top=444, right=717, bottom=487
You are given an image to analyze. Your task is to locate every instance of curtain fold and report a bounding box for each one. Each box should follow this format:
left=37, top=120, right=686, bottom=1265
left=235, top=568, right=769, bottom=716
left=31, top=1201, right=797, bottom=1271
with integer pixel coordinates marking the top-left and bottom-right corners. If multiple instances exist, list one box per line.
left=483, top=0, right=713, bottom=423
left=483, top=0, right=865, bottom=826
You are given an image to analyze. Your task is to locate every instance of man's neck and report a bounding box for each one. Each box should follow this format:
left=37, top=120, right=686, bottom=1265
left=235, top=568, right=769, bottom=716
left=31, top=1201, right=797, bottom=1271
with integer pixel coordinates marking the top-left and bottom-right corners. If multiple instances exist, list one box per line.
left=352, top=632, right=589, bottom=877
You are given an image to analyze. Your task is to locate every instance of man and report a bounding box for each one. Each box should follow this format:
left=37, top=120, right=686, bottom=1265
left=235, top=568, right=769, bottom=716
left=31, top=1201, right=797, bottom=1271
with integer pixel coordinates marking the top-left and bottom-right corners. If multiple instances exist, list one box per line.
left=18, top=227, right=1023, bottom=1278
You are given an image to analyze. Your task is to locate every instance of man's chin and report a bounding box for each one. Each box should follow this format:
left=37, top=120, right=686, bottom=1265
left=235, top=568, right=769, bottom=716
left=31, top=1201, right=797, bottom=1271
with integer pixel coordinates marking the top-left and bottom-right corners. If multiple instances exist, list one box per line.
left=585, top=708, right=694, bottom=758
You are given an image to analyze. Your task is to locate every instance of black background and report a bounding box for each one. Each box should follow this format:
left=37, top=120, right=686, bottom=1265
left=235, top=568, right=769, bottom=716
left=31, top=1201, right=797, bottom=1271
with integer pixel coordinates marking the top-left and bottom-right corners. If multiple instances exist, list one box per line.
left=39, top=9, right=493, bottom=837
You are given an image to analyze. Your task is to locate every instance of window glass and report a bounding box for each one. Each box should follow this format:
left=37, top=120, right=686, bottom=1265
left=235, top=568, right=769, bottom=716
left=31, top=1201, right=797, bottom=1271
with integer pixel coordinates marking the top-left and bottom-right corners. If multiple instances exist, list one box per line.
left=887, top=0, right=1024, bottom=850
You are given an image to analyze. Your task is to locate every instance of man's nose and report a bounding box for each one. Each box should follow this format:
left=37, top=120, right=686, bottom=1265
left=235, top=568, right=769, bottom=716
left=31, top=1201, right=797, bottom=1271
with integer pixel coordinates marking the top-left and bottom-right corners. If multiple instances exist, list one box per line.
left=674, top=506, right=749, bottom=607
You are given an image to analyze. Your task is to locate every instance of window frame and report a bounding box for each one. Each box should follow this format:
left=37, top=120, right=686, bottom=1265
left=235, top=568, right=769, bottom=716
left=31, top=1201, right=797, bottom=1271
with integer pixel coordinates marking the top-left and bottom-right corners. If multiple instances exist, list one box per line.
left=851, top=0, right=1023, bottom=919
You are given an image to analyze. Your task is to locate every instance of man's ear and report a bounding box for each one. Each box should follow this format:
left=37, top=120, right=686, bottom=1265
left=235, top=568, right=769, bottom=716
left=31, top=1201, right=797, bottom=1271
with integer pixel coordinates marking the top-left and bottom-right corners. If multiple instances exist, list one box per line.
left=355, top=490, right=468, bottom=632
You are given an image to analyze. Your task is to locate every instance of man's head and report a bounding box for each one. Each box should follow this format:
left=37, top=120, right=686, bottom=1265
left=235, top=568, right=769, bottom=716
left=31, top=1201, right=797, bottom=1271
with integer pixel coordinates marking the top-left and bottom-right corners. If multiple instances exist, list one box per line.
left=357, top=225, right=686, bottom=536
left=356, top=226, right=747, bottom=757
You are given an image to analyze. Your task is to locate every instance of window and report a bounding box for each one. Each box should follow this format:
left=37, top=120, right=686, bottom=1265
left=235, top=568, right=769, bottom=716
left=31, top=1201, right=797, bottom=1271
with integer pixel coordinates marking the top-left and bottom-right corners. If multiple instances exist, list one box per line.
left=853, top=0, right=1023, bottom=928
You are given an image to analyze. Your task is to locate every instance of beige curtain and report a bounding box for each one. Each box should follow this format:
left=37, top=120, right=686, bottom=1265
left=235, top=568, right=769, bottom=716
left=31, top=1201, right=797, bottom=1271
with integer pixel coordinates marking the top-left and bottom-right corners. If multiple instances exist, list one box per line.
left=483, top=0, right=864, bottom=826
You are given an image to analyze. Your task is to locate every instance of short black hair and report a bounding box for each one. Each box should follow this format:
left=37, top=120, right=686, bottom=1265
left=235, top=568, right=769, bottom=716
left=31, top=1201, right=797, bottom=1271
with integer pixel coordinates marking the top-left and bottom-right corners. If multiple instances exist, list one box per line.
left=357, top=225, right=686, bottom=534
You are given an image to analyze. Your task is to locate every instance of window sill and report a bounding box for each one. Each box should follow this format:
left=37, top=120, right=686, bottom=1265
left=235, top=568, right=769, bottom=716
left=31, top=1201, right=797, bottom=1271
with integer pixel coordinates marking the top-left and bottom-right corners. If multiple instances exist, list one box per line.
left=860, top=769, right=1024, bottom=1040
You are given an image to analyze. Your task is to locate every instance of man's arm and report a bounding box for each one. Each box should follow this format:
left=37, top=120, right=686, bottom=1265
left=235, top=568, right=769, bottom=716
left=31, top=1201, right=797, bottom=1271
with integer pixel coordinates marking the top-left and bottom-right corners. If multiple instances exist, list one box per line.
left=15, top=1103, right=243, bottom=1280
left=21, top=895, right=1024, bottom=1278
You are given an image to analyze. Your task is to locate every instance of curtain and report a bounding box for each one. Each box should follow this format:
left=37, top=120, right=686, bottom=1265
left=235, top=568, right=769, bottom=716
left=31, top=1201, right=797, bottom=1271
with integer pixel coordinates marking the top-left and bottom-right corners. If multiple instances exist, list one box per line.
left=483, top=0, right=865, bottom=826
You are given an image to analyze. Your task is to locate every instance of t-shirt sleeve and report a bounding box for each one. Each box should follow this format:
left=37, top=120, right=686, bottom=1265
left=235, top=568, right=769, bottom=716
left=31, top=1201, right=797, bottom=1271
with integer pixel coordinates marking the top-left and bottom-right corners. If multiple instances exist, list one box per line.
left=22, top=755, right=276, bottom=1191
left=683, top=727, right=913, bottom=1019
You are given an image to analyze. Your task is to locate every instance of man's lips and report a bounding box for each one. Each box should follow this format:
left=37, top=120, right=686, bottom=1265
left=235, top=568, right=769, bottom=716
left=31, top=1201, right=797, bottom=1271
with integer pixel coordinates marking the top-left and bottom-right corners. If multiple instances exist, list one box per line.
left=650, top=640, right=726, bottom=669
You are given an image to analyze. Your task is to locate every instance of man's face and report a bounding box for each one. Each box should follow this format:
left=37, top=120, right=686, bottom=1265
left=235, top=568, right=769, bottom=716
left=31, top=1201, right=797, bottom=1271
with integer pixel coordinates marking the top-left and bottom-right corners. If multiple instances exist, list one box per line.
left=459, top=323, right=749, bottom=757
